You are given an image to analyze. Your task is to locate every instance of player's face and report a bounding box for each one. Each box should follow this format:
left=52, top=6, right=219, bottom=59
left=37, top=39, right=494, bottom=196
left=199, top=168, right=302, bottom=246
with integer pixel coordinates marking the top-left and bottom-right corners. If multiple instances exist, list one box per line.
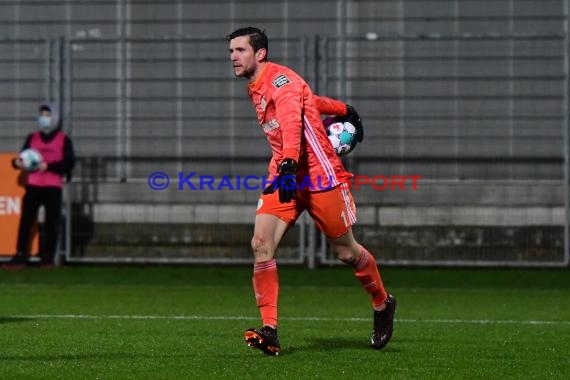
left=229, top=36, right=260, bottom=80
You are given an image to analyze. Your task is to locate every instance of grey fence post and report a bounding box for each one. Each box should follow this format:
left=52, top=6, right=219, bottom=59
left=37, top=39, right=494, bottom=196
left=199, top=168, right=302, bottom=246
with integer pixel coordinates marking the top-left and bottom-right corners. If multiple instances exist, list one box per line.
left=44, top=39, right=52, bottom=102
left=562, top=0, right=570, bottom=266
left=63, top=37, right=73, bottom=265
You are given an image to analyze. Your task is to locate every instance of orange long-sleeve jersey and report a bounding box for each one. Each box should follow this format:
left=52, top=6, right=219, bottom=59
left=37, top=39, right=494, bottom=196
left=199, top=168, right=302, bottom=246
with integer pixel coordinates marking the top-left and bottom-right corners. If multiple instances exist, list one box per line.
left=247, top=62, right=352, bottom=190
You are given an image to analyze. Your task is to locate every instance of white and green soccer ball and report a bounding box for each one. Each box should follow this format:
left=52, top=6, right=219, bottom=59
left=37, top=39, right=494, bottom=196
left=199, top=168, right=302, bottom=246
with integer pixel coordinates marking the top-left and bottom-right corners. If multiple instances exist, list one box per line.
left=19, top=148, right=43, bottom=171
left=324, top=117, right=358, bottom=156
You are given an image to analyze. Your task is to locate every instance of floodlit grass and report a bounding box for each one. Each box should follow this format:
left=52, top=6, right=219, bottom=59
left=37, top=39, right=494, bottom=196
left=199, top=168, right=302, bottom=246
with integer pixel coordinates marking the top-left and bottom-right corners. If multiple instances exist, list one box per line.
left=1, top=265, right=569, bottom=379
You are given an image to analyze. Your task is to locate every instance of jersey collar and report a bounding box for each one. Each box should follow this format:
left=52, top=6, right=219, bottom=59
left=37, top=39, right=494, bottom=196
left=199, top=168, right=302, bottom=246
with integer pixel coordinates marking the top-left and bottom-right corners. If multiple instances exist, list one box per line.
left=248, top=62, right=270, bottom=93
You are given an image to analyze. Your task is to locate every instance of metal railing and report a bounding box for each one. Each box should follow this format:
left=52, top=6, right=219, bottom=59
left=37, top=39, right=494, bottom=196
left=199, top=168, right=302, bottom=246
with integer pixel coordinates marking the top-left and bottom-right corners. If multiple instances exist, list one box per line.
left=1, top=32, right=568, bottom=267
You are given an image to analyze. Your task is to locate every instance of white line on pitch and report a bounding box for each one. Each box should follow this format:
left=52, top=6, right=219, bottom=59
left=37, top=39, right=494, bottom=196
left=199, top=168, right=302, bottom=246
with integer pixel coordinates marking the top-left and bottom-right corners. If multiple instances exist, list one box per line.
left=2, top=314, right=570, bottom=326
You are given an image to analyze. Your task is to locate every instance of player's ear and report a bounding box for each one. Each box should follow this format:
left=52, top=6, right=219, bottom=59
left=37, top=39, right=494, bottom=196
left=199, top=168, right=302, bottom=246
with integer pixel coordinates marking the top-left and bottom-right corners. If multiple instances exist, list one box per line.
left=256, top=48, right=267, bottom=61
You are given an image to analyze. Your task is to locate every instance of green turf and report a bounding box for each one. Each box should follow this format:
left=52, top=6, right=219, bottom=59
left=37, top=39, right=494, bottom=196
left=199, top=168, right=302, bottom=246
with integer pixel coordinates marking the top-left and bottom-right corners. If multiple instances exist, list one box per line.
left=1, top=265, right=569, bottom=379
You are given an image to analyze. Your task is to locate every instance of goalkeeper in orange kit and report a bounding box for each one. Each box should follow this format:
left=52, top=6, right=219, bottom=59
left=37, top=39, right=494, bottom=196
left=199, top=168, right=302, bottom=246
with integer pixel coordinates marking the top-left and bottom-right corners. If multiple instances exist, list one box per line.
left=227, top=27, right=395, bottom=356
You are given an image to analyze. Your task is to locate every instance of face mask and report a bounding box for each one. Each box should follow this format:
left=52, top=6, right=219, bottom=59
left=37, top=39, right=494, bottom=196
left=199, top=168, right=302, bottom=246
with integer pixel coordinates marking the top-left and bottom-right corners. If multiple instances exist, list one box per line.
left=37, top=116, right=52, bottom=131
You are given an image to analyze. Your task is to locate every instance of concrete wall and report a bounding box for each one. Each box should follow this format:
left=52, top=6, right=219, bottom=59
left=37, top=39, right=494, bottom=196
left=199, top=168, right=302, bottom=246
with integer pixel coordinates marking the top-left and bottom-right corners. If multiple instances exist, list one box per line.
left=1, top=1, right=567, bottom=262
left=1, top=0, right=565, bottom=182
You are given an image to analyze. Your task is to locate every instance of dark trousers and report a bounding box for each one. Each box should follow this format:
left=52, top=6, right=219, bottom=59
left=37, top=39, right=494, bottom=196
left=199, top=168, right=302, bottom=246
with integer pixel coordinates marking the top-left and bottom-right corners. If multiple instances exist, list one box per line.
left=16, top=185, right=62, bottom=263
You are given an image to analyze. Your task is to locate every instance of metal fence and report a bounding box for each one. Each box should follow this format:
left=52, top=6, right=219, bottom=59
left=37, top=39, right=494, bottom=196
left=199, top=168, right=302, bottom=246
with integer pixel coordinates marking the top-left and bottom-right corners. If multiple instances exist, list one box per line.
left=316, top=33, right=569, bottom=267
left=64, top=36, right=309, bottom=264
left=0, top=33, right=568, bottom=267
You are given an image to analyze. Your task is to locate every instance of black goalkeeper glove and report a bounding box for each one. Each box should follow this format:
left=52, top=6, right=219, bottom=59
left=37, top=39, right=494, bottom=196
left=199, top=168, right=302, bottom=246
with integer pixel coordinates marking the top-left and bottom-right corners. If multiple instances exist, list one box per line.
left=262, top=158, right=297, bottom=203
left=346, top=104, right=364, bottom=142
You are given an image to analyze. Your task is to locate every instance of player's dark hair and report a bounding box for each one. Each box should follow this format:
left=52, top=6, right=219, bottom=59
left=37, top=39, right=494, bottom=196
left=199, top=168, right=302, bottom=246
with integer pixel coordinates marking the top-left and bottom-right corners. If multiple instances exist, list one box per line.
left=226, top=27, right=268, bottom=61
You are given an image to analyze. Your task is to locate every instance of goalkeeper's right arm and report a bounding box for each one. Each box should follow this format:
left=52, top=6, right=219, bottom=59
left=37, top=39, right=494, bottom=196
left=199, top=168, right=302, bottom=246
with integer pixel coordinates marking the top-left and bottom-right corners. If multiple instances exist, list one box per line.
left=314, top=95, right=348, bottom=116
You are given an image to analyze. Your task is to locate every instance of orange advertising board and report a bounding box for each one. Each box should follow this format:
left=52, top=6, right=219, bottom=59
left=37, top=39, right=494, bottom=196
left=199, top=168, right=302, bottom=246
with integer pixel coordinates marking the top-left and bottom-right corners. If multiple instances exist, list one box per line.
left=0, top=152, right=39, bottom=256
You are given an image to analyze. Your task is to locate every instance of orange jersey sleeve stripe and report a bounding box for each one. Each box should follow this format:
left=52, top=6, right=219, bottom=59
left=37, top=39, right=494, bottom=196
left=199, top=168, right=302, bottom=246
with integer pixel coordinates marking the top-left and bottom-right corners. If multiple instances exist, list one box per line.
left=302, top=115, right=340, bottom=188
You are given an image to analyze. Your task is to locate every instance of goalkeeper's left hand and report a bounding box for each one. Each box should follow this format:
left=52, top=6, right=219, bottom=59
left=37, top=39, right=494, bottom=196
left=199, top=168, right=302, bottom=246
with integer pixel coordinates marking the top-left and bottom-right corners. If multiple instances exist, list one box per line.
left=262, top=158, right=297, bottom=203
left=345, top=104, right=364, bottom=142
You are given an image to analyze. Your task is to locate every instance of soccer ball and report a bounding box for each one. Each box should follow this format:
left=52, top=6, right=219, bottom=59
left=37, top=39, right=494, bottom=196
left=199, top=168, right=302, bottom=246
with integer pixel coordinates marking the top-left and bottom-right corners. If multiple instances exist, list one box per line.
left=323, top=116, right=358, bottom=156
left=19, top=148, right=43, bottom=171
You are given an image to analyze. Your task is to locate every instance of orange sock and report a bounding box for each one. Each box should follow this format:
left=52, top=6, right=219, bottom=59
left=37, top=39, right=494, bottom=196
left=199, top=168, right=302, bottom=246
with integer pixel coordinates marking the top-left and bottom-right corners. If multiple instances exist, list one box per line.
left=252, top=259, right=279, bottom=328
left=352, top=246, right=388, bottom=310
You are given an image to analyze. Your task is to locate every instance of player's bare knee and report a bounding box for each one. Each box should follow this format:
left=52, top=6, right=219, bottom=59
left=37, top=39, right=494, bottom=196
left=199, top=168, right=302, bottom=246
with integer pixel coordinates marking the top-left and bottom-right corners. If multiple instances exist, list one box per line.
left=251, top=236, right=274, bottom=260
left=331, top=245, right=356, bottom=263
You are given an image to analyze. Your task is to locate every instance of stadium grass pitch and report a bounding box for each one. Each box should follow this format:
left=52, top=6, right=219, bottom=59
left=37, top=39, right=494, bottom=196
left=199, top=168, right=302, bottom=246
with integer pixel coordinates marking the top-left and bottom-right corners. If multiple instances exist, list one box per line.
left=1, top=265, right=569, bottom=379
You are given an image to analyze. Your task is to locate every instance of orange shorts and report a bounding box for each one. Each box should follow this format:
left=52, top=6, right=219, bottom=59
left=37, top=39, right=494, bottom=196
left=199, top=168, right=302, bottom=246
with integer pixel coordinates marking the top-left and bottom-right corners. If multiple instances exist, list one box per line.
left=256, top=182, right=357, bottom=239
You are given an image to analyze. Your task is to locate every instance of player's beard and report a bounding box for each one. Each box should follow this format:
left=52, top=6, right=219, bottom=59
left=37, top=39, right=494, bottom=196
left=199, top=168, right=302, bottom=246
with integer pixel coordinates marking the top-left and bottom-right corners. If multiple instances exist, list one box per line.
left=234, top=62, right=256, bottom=80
